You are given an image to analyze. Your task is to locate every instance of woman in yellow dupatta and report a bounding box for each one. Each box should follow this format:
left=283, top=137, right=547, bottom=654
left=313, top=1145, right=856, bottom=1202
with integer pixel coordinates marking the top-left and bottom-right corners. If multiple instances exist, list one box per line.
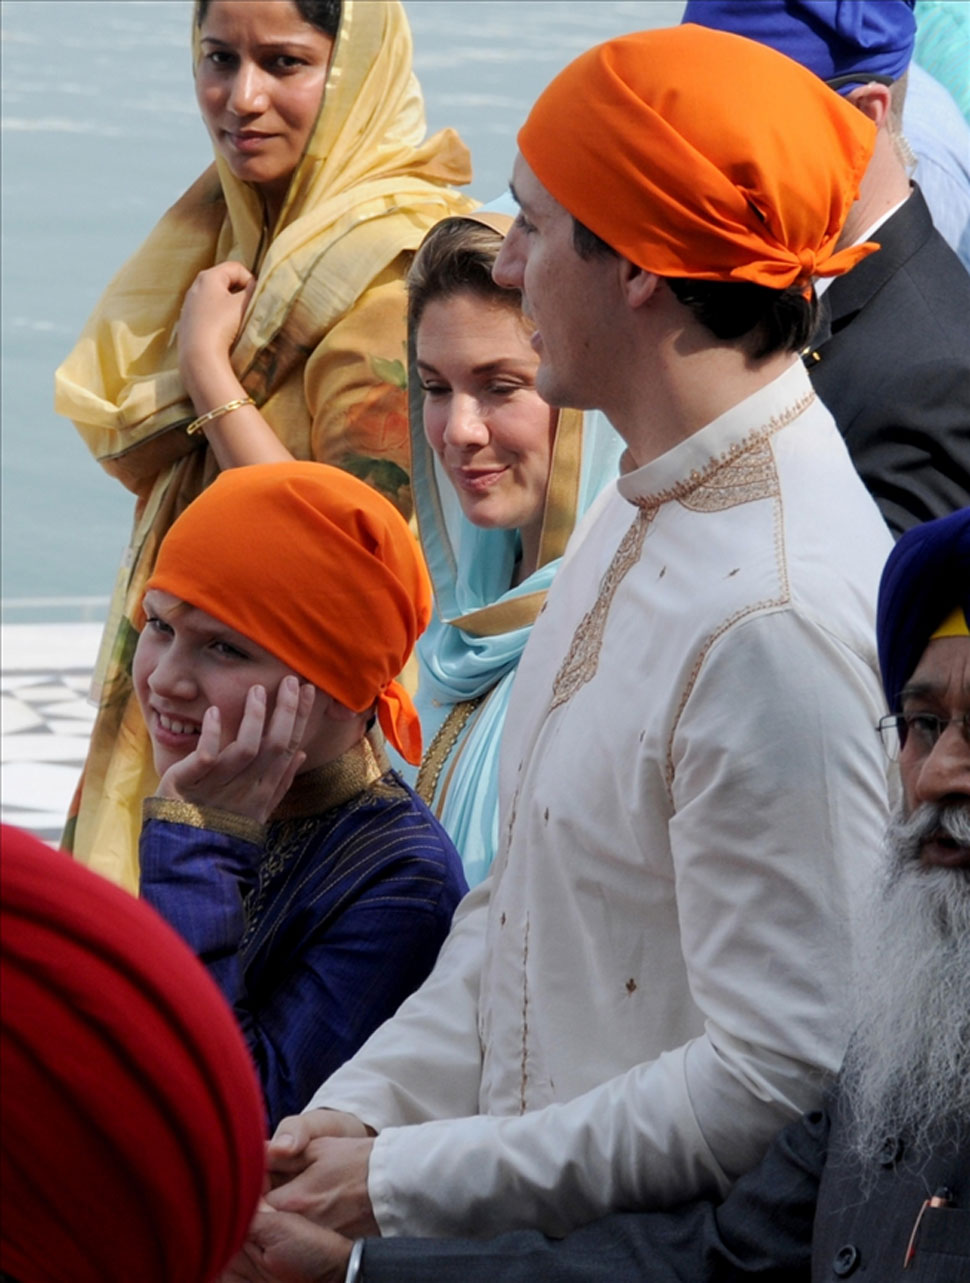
left=54, top=0, right=474, bottom=891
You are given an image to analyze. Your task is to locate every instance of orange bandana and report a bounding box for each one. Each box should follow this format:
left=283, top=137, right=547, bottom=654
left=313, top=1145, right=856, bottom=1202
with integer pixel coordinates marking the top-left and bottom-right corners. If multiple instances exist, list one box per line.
left=146, top=463, right=431, bottom=764
left=518, top=24, right=878, bottom=291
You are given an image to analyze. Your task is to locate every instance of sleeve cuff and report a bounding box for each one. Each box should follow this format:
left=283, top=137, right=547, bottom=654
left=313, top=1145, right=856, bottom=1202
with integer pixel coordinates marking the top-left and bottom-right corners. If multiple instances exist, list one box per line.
left=142, top=797, right=266, bottom=846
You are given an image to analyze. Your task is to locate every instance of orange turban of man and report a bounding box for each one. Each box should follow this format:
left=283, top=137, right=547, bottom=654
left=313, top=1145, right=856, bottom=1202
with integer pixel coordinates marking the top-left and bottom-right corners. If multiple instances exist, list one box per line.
left=518, top=23, right=878, bottom=291
left=0, top=824, right=265, bottom=1283
left=145, top=462, right=432, bottom=764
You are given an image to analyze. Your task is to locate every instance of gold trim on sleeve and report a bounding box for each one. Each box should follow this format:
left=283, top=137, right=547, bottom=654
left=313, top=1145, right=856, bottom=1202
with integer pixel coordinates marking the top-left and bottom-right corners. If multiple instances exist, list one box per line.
left=142, top=797, right=267, bottom=845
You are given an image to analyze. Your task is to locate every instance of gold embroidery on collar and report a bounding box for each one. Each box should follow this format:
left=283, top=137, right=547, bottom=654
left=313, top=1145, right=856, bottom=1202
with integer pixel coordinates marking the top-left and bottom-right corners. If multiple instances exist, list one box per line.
left=548, top=399, right=808, bottom=714
left=628, top=391, right=812, bottom=512
left=271, top=732, right=390, bottom=820
left=679, top=435, right=780, bottom=512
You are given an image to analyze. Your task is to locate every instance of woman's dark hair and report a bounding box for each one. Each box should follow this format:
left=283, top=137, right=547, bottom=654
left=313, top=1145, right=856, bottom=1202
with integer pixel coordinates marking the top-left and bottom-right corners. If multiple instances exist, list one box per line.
left=197, top=0, right=342, bottom=39
left=407, top=217, right=524, bottom=332
left=571, top=215, right=815, bottom=359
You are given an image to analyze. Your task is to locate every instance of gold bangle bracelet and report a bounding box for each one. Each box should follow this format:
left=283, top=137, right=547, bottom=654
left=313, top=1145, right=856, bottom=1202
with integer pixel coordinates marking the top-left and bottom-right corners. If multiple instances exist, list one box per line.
left=185, top=396, right=255, bottom=436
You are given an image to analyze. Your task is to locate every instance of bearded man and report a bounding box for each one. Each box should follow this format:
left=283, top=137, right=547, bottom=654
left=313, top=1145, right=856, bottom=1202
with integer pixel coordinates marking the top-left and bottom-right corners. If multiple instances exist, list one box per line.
left=811, top=505, right=970, bottom=1277
left=224, top=509, right=968, bottom=1283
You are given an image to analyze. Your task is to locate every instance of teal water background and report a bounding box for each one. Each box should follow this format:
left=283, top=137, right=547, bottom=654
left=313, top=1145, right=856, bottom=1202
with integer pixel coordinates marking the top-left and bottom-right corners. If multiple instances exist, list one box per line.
left=1, top=0, right=682, bottom=617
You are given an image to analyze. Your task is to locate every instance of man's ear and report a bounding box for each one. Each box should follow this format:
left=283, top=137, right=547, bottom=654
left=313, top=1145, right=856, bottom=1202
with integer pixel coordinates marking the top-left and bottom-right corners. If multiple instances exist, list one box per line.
left=845, top=81, right=892, bottom=129
left=619, top=259, right=661, bottom=310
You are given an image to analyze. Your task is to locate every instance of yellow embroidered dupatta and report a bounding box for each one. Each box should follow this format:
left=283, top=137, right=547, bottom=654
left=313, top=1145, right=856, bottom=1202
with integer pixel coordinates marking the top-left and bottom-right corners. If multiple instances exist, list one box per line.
left=55, top=0, right=473, bottom=487
left=55, top=0, right=474, bottom=888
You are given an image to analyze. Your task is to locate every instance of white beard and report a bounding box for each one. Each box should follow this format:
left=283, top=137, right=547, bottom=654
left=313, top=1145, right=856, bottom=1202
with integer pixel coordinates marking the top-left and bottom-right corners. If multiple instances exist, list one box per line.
left=841, top=801, right=970, bottom=1171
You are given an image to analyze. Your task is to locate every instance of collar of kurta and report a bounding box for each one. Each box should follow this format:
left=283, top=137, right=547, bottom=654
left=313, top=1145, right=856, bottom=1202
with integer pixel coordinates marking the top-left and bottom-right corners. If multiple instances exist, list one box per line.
left=272, top=731, right=391, bottom=821
left=616, top=360, right=816, bottom=512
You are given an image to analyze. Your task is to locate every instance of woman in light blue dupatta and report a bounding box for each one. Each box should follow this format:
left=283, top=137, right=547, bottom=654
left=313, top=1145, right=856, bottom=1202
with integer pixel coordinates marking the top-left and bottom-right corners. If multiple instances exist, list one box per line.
left=404, top=214, right=622, bottom=885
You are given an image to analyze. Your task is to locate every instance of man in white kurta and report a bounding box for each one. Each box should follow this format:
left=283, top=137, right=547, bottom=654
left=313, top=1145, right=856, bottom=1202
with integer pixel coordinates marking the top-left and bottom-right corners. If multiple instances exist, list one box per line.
left=291, top=366, right=891, bottom=1236
left=250, top=24, right=900, bottom=1268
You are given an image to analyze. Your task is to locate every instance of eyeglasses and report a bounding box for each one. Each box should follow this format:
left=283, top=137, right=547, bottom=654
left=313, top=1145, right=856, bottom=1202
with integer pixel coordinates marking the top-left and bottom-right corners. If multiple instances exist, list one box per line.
left=876, top=712, right=970, bottom=761
left=825, top=73, right=896, bottom=92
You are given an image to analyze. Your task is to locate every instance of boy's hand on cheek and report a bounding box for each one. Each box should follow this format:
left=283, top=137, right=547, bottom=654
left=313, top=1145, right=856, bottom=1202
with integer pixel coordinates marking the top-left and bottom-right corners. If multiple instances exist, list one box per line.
left=158, top=677, right=316, bottom=823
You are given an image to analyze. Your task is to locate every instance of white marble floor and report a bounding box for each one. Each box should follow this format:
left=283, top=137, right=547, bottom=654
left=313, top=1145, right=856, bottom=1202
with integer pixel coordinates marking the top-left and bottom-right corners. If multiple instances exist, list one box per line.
left=1, top=624, right=103, bottom=843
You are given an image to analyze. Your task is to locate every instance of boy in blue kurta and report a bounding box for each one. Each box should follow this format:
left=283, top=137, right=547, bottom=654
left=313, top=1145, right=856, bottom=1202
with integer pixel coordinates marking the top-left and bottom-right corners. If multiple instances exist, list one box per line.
left=134, top=462, right=468, bottom=1128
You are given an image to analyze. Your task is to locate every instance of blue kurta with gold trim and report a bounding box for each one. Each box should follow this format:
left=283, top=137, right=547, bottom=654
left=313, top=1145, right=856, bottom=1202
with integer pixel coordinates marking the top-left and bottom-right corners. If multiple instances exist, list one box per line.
left=139, top=735, right=468, bottom=1129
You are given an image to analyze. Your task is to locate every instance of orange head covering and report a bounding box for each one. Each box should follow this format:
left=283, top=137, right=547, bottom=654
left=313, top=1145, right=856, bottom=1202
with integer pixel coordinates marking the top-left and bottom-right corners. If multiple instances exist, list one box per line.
left=145, top=463, right=431, bottom=765
left=518, top=23, right=878, bottom=291
left=1, top=824, right=265, bottom=1283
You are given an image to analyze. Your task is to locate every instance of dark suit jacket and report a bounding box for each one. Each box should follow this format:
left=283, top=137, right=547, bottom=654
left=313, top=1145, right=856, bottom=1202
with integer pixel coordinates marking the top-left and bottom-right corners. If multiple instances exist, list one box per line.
left=805, top=187, right=970, bottom=536
left=361, top=1092, right=970, bottom=1282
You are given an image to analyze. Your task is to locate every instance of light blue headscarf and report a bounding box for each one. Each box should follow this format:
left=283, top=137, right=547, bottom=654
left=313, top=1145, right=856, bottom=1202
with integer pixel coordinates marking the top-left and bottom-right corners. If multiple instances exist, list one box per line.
left=405, top=226, right=623, bottom=883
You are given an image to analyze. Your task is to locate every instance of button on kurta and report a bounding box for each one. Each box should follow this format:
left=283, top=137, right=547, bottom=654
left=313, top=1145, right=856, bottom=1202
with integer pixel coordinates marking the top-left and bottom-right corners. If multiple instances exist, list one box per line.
left=832, top=1243, right=860, bottom=1277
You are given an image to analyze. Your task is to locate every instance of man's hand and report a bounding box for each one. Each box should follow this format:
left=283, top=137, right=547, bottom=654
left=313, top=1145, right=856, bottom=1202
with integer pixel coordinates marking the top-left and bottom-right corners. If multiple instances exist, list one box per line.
left=219, top=1208, right=353, bottom=1283
left=157, top=677, right=315, bottom=824
left=265, top=1135, right=379, bottom=1239
left=270, top=1109, right=374, bottom=1172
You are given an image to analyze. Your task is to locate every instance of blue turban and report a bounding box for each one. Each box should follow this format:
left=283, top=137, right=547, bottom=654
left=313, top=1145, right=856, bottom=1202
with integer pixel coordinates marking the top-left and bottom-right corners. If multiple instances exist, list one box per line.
left=876, top=508, right=970, bottom=712
left=682, top=1, right=917, bottom=91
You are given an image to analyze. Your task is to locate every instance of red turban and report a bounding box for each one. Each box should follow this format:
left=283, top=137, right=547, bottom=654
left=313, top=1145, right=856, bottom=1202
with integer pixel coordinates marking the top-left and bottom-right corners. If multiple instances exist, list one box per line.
left=518, top=24, right=878, bottom=291
left=145, top=462, right=432, bottom=765
left=0, top=824, right=265, bottom=1283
